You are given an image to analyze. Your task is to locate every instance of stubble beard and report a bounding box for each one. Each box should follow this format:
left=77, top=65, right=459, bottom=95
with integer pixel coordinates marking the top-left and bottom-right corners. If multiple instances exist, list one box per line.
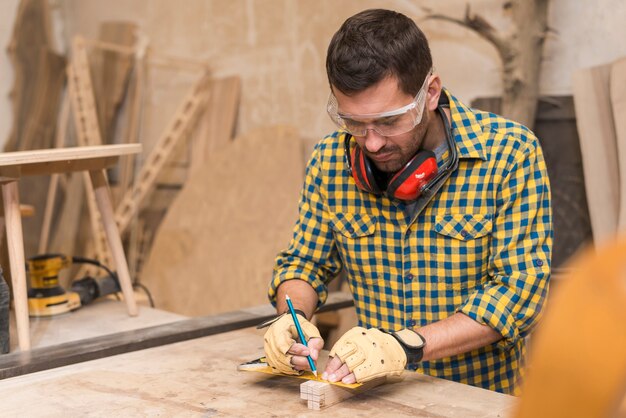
left=369, top=126, right=427, bottom=174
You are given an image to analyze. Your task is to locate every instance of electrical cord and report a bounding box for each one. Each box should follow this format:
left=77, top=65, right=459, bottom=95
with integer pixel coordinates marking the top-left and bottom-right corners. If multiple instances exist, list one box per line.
left=71, top=256, right=117, bottom=280
left=70, top=256, right=155, bottom=308
left=133, top=282, right=155, bottom=308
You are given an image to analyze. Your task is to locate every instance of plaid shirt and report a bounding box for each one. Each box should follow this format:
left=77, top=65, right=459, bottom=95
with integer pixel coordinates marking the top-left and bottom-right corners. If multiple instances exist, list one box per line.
left=269, top=90, right=552, bottom=395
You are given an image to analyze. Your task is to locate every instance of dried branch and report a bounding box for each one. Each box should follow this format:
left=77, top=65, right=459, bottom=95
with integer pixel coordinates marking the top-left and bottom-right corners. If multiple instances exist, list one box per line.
left=424, top=4, right=513, bottom=63
left=417, top=0, right=550, bottom=127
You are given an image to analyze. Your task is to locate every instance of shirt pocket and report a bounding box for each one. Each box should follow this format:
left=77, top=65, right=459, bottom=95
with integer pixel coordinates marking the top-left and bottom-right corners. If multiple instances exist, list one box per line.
left=329, top=212, right=380, bottom=285
left=433, top=213, right=493, bottom=291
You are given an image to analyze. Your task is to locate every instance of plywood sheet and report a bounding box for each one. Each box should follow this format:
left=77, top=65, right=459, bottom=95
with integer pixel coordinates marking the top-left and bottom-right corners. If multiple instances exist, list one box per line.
left=573, top=64, right=619, bottom=244
left=142, top=125, right=303, bottom=316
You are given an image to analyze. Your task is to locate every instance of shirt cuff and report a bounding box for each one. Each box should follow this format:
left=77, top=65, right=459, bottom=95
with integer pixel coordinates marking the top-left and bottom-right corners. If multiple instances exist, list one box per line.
left=268, top=264, right=329, bottom=308
left=458, top=286, right=520, bottom=350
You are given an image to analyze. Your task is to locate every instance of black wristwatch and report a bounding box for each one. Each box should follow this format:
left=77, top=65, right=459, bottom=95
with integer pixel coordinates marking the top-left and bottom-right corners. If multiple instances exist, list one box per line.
left=388, top=328, right=426, bottom=370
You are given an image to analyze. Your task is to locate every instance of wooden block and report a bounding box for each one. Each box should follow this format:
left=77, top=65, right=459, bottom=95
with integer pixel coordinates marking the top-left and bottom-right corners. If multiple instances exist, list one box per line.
left=300, top=377, right=385, bottom=410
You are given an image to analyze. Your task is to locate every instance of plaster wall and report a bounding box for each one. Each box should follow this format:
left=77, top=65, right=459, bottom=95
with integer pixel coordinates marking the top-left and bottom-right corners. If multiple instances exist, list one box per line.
left=2, top=0, right=626, bottom=149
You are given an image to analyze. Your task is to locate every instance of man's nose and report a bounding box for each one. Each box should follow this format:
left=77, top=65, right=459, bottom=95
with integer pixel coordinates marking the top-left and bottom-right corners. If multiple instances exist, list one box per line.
left=362, top=129, right=386, bottom=153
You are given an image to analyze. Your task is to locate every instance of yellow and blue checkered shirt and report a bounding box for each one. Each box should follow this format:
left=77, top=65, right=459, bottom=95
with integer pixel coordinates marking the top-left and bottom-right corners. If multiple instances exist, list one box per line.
left=269, top=90, right=552, bottom=395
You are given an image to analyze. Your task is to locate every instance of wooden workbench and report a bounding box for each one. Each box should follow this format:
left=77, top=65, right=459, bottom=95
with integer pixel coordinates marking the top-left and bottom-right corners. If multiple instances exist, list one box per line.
left=0, top=328, right=516, bottom=417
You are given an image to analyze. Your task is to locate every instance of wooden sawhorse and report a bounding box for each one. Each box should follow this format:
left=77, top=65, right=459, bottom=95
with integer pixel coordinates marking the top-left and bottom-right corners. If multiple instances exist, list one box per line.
left=0, top=144, right=141, bottom=351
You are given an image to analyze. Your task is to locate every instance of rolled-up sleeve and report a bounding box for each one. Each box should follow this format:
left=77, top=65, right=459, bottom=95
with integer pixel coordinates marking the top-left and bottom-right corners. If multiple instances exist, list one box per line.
left=459, top=138, right=552, bottom=349
left=269, top=142, right=343, bottom=307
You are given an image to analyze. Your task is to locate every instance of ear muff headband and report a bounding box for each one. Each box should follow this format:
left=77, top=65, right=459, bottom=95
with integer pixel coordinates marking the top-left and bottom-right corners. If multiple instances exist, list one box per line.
left=353, top=145, right=381, bottom=194
left=344, top=133, right=438, bottom=200
left=342, top=96, right=457, bottom=201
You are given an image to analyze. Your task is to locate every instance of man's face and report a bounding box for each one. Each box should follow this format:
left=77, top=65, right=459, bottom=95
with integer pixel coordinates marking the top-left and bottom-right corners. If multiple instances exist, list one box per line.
left=332, top=76, right=429, bottom=173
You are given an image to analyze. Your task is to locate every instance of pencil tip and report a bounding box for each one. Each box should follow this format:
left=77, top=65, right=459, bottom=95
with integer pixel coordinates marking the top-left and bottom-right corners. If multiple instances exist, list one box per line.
left=312, top=370, right=318, bottom=377
left=285, top=294, right=290, bottom=300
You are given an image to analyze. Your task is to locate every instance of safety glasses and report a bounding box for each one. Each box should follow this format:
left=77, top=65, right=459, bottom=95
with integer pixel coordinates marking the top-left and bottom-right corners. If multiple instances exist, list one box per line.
left=327, top=70, right=432, bottom=137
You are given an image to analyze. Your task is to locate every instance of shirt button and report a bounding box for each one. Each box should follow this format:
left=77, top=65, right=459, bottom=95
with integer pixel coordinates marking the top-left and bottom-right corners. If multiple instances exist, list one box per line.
left=460, top=230, right=469, bottom=238
left=405, top=274, right=414, bottom=282
left=346, top=226, right=354, bottom=234
left=535, top=259, right=544, bottom=267
left=407, top=319, right=417, bottom=328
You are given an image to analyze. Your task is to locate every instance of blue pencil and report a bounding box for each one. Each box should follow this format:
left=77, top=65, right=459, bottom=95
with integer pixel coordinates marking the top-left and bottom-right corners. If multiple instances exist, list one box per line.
left=285, top=294, right=318, bottom=376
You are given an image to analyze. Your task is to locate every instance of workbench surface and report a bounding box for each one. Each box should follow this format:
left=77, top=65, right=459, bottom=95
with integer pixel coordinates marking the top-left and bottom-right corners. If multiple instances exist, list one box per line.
left=0, top=328, right=516, bottom=417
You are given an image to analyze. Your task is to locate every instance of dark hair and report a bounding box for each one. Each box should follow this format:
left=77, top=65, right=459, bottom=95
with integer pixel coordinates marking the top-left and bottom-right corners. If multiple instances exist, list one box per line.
left=326, top=9, right=432, bottom=96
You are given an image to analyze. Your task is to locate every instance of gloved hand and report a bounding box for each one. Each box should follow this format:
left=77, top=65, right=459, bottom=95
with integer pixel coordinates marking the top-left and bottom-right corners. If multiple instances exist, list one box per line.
left=263, top=312, right=322, bottom=375
left=327, top=327, right=423, bottom=383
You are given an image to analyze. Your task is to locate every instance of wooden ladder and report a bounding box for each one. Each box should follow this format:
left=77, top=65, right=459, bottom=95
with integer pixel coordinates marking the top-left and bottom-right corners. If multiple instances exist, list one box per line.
left=114, top=71, right=212, bottom=235
left=67, top=35, right=113, bottom=268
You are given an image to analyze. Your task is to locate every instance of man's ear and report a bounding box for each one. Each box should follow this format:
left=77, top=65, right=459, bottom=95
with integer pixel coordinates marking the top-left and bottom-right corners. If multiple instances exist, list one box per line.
left=426, top=74, right=442, bottom=111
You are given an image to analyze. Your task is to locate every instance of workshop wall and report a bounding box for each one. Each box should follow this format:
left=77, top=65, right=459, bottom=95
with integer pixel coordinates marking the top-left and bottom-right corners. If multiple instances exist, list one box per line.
left=0, top=0, right=22, bottom=150
left=2, top=0, right=623, bottom=152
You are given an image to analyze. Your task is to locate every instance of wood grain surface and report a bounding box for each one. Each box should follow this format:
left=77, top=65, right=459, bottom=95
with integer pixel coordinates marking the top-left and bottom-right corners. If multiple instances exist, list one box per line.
left=0, top=328, right=515, bottom=417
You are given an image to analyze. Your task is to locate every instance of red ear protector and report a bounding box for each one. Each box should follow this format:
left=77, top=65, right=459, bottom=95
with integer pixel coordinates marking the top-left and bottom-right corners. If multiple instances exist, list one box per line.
left=344, top=101, right=458, bottom=201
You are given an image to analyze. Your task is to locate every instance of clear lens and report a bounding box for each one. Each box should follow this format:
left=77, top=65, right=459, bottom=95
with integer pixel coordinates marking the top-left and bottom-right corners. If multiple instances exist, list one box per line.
left=327, top=69, right=432, bottom=137
left=338, top=108, right=421, bottom=137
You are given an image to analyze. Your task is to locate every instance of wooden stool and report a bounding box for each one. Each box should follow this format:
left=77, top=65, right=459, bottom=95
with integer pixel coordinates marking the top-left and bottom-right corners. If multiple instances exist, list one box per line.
left=0, top=144, right=141, bottom=351
left=0, top=204, right=35, bottom=296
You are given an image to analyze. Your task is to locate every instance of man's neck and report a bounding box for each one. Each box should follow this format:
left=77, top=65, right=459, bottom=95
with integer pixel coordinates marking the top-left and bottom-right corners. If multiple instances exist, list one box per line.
left=422, top=106, right=451, bottom=152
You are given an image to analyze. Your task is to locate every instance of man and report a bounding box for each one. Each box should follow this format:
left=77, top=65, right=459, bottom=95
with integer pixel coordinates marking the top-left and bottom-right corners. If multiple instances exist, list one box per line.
left=263, top=9, right=552, bottom=395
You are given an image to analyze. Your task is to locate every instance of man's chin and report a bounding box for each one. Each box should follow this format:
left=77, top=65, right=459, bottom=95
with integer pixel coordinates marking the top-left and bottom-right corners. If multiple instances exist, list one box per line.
left=372, top=160, right=402, bottom=173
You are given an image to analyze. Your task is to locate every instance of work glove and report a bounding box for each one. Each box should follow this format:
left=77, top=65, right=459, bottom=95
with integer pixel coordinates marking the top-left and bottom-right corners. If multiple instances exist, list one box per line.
left=262, top=312, right=322, bottom=375
left=328, top=327, right=425, bottom=383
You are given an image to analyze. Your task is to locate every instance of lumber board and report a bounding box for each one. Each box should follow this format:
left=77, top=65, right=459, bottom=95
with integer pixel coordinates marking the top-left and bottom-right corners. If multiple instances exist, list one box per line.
left=38, top=92, right=71, bottom=253
left=117, top=44, right=148, bottom=204
left=141, top=125, right=303, bottom=316
left=89, top=22, right=137, bottom=146
left=114, top=72, right=212, bottom=235
left=573, top=64, right=620, bottom=244
left=3, top=0, right=66, bottom=262
left=17, top=49, right=66, bottom=151
left=610, top=57, right=626, bottom=231
left=5, top=0, right=60, bottom=152
left=190, top=75, right=241, bottom=172
left=0, top=144, right=141, bottom=168
left=68, top=36, right=115, bottom=267
left=0, top=291, right=353, bottom=380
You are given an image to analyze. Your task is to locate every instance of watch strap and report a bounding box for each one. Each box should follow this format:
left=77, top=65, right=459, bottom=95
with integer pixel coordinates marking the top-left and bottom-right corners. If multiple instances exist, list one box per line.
left=389, top=328, right=426, bottom=369
left=256, top=309, right=307, bottom=329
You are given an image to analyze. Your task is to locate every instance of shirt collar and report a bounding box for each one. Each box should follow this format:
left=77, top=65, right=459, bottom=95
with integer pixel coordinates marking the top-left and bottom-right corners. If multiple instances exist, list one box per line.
left=443, top=89, right=488, bottom=161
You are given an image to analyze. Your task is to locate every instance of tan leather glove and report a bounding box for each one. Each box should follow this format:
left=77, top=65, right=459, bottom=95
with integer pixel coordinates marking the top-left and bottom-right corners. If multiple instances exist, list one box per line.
left=329, top=327, right=425, bottom=382
left=263, top=312, right=321, bottom=375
